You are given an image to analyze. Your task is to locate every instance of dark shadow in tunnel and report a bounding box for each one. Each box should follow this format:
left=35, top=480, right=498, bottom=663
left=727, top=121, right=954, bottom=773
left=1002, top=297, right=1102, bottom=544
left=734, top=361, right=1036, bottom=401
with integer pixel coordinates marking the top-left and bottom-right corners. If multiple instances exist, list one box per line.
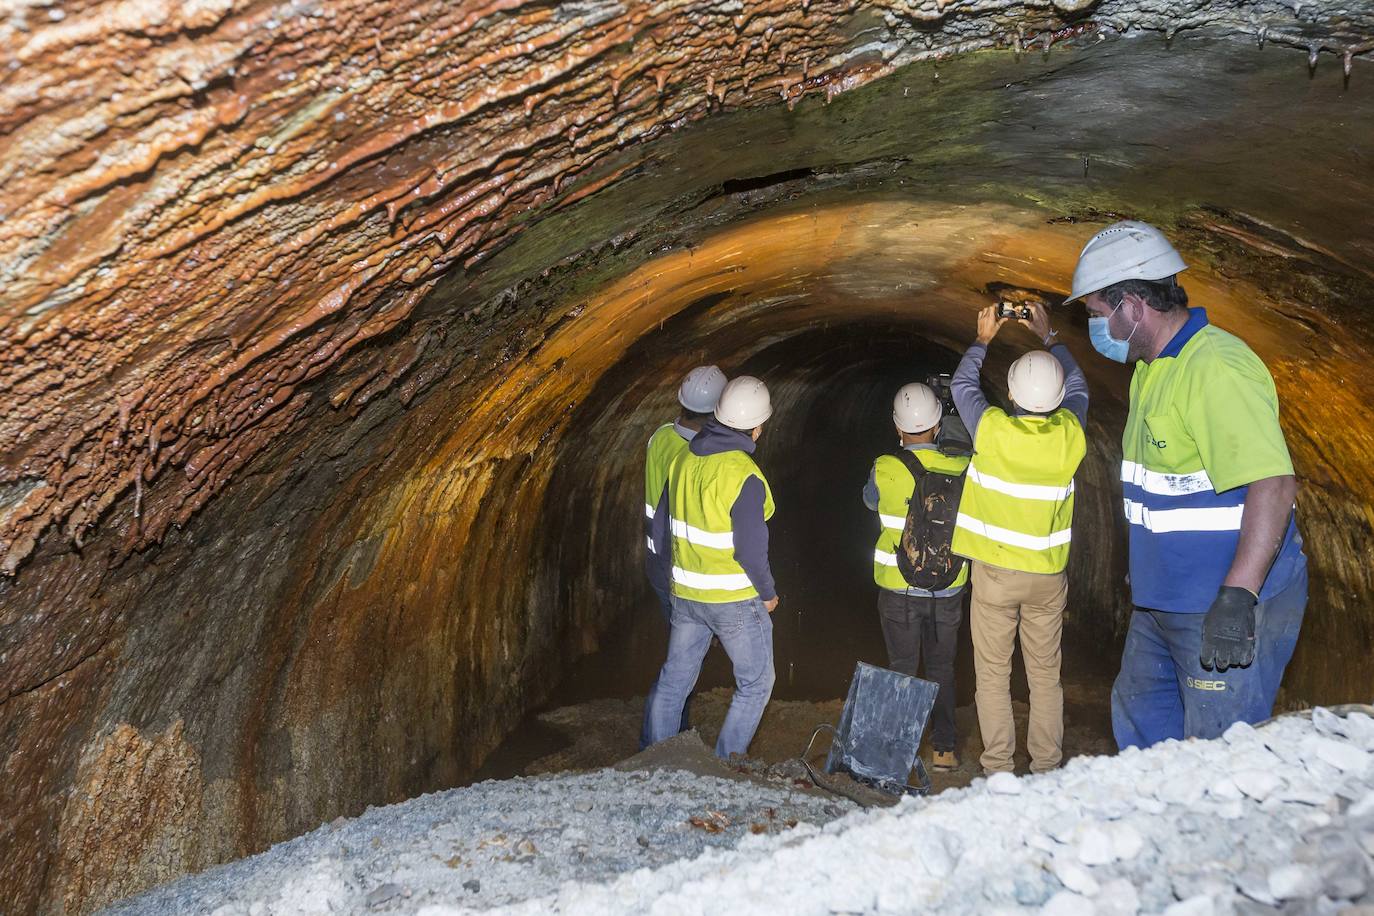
left=740, top=324, right=967, bottom=701
left=477, top=309, right=1123, bottom=780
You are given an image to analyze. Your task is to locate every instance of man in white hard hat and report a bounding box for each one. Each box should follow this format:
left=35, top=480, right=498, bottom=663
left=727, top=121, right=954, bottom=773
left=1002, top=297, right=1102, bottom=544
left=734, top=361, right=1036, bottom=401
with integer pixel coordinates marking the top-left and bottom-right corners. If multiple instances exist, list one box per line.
left=639, top=365, right=728, bottom=749
left=646, top=376, right=778, bottom=757
left=863, top=382, right=971, bottom=771
left=1066, top=220, right=1306, bottom=748
left=949, top=303, right=1088, bottom=774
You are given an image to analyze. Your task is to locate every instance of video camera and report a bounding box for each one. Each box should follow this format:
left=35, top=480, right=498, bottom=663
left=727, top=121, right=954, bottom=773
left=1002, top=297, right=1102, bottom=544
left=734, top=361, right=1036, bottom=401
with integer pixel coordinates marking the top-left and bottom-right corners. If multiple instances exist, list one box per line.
left=924, top=372, right=972, bottom=457
left=925, top=372, right=957, bottom=417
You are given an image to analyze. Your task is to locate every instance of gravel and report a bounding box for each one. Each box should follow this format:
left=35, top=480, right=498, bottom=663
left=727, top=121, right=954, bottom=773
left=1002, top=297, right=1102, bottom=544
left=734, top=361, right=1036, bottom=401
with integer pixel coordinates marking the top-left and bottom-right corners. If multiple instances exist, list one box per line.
left=103, top=708, right=1374, bottom=915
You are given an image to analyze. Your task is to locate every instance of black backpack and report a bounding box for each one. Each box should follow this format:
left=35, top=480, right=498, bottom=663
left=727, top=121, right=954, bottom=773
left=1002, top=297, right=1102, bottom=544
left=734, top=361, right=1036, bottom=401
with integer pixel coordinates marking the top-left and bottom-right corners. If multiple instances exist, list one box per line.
left=891, top=450, right=966, bottom=591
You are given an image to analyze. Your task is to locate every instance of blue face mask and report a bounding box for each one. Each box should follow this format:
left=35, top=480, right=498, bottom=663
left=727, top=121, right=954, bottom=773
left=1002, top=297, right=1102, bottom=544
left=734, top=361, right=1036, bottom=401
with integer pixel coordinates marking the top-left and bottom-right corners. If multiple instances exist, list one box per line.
left=1088, top=303, right=1138, bottom=363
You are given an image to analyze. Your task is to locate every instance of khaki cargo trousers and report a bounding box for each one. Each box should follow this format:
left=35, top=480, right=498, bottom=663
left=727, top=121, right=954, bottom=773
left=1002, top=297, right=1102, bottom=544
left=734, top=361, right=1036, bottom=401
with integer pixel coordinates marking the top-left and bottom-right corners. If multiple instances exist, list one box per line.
left=970, top=560, right=1067, bottom=774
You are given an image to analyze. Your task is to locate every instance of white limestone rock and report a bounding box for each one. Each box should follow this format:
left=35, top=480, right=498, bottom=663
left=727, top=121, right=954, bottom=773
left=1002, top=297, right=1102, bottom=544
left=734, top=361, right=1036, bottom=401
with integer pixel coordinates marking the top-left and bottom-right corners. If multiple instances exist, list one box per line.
left=1308, top=735, right=1372, bottom=775
left=1236, top=870, right=1278, bottom=906
left=1312, top=706, right=1349, bottom=738
left=1134, top=797, right=1166, bottom=815
left=1046, top=812, right=1081, bottom=844
left=1110, top=824, right=1145, bottom=863
left=988, top=772, right=1023, bottom=795
left=1278, top=783, right=1335, bottom=806
left=1268, top=864, right=1322, bottom=900
left=1342, top=712, right=1374, bottom=751
left=1348, top=790, right=1374, bottom=819
left=1052, top=855, right=1101, bottom=896
left=1156, top=779, right=1205, bottom=807
left=920, top=829, right=958, bottom=878
left=1041, top=891, right=1096, bottom=916
left=1095, top=878, right=1141, bottom=916
left=1222, top=720, right=1259, bottom=745
left=1302, top=754, right=1342, bottom=783
left=1232, top=768, right=1282, bottom=801
left=1207, top=776, right=1242, bottom=801
left=1077, top=825, right=1116, bottom=866
left=1211, top=799, right=1245, bottom=820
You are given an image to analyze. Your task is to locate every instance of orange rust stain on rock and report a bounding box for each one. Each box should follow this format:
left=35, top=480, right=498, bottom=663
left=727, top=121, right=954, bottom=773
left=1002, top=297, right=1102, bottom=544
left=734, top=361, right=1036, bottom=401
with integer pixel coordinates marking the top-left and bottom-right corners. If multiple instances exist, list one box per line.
left=1, top=0, right=1091, bottom=579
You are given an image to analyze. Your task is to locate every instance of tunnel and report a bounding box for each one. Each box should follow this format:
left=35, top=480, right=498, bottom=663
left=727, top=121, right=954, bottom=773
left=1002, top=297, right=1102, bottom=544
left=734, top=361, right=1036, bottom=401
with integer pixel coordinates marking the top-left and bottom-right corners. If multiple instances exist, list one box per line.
left=2, top=1, right=1374, bottom=912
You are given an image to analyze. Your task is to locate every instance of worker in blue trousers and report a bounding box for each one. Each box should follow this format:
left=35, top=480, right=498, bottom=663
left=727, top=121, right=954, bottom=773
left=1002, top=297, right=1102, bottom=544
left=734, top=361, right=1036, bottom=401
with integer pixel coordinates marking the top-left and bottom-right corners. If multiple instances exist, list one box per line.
left=1064, top=221, right=1308, bottom=747
left=640, top=365, right=728, bottom=749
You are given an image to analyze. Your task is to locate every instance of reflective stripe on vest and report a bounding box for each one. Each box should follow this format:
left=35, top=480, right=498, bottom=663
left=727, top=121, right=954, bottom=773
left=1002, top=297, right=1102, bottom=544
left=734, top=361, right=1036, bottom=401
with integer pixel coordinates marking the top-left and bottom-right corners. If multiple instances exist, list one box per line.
left=1123, top=499, right=1244, bottom=533
left=951, top=408, right=1085, bottom=574
left=667, top=448, right=775, bottom=603
left=871, top=449, right=970, bottom=591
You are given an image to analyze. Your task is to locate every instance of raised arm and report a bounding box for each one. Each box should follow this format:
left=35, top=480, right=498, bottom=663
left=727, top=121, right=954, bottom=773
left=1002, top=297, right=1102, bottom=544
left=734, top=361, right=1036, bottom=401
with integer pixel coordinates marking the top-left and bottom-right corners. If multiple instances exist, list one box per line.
left=1021, top=302, right=1087, bottom=426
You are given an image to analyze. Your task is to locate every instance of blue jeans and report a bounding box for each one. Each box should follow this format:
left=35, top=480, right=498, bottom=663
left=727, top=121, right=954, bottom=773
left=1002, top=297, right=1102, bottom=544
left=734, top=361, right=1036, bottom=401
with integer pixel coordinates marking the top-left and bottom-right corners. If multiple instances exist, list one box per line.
left=647, top=594, right=775, bottom=758
left=639, top=596, right=692, bottom=750
left=1112, top=566, right=1307, bottom=749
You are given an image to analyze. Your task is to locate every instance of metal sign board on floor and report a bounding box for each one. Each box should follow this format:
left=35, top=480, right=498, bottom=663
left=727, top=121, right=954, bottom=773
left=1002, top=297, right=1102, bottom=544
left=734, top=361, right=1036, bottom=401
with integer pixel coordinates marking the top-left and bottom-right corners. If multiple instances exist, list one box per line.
left=822, top=661, right=939, bottom=797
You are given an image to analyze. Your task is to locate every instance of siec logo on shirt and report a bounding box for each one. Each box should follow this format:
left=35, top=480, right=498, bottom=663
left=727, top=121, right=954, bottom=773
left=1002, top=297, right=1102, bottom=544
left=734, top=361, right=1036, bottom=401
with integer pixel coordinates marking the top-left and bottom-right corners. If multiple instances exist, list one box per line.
left=1186, top=676, right=1227, bottom=692
left=1145, top=423, right=1167, bottom=450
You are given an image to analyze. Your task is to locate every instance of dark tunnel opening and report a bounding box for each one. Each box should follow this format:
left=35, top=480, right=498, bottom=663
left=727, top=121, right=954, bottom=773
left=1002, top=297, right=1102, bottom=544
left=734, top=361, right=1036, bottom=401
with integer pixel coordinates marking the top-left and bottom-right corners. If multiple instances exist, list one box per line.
left=485, top=312, right=1125, bottom=781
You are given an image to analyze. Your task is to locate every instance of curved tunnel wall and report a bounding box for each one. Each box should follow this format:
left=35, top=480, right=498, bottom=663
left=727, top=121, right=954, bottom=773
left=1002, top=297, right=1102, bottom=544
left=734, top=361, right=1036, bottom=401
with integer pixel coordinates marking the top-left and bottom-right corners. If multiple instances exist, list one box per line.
left=3, top=5, right=1374, bottom=913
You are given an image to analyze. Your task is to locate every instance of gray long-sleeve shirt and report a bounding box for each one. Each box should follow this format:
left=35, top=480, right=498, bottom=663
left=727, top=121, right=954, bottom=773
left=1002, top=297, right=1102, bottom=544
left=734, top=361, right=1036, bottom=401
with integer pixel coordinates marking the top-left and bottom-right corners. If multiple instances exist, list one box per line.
left=950, top=342, right=1089, bottom=442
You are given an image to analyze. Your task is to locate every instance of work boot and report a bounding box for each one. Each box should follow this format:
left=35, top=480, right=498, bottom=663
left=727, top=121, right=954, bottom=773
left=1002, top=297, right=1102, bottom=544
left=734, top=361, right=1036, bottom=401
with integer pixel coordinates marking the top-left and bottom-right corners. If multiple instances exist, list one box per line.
left=931, top=750, right=959, bottom=771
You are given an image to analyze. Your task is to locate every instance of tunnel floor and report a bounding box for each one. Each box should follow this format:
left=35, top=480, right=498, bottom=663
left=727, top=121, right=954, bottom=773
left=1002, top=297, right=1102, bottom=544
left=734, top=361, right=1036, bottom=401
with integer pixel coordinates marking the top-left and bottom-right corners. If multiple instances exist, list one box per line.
left=472, top=605, right=1121, bottom=793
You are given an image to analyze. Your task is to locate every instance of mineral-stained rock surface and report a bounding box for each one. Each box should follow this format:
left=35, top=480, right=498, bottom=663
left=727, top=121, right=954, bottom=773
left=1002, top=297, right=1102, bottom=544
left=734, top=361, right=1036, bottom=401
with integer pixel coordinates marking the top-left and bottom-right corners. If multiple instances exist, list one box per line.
left=2, top=0, right=1373, bottom=912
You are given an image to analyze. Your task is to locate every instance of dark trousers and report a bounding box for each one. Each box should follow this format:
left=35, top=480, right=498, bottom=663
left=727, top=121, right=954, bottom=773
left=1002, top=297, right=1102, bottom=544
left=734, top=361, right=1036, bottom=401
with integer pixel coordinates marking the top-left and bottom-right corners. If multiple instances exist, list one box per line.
left=877, top=589, right=963, bottom=752
left=1112, top=566, right=1308, bottom=749
left=640, top=595, right=693, bottom=750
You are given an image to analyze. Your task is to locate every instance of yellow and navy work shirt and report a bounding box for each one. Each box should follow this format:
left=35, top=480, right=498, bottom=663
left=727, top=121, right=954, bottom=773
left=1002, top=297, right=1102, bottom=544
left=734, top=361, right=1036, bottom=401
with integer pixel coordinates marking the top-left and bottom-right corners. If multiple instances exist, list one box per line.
left=866, top=446, right=971, bottom=595
left=1122, top=308, right=1305, bottom=612
left=644, top=422, right=692, bottom=555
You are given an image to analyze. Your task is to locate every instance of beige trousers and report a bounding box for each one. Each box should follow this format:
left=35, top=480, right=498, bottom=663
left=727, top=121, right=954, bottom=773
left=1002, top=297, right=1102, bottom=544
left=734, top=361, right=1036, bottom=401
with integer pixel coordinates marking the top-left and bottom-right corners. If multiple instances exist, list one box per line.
left=969, top=560, right=1067, bottom=774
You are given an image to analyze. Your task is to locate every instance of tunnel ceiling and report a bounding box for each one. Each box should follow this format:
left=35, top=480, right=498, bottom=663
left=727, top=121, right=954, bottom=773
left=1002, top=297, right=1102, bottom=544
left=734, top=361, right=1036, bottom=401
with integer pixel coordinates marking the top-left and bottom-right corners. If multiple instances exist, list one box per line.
left=2, top=0, right=1372, bottom=577
left=4, top=1, right=1374, bottom=913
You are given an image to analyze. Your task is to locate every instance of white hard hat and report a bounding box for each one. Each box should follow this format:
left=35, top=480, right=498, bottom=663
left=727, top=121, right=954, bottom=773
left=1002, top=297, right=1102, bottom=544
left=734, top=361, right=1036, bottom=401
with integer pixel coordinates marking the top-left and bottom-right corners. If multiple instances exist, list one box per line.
left=678, top=365, right=728, bottom=413
left=1007, top=351, right=1065, bottom=414
left=715, top=376, right=772, bottom=430
left=893, top=383, right=942, bottom=434
left=1064, top=220, right=1188, bottom=304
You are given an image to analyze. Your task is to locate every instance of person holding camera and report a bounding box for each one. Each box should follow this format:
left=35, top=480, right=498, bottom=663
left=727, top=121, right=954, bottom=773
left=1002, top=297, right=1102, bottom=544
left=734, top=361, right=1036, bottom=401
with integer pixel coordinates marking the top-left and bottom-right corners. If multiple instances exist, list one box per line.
left=1065, top=221, right=1306, bottom=748
left=949, top=302, right=1088, bottom=775
left=862, top=382, right=971, bottom=771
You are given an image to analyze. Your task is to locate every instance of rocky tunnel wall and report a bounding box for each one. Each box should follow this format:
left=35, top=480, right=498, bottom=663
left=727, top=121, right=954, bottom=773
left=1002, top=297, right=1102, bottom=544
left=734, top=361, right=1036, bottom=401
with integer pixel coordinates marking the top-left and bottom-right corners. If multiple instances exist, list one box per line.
left=3, top=1, right=1374, bottom=912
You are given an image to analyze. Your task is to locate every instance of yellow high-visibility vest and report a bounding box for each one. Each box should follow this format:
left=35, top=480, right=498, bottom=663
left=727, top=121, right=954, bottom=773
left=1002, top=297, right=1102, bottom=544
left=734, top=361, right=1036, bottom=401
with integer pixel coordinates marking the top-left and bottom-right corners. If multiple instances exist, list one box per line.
left=952, top=408, right=1085, bottom=574
left=668, top=449, right=775, bottom=603
left=644, top=424, right=690, bottom=554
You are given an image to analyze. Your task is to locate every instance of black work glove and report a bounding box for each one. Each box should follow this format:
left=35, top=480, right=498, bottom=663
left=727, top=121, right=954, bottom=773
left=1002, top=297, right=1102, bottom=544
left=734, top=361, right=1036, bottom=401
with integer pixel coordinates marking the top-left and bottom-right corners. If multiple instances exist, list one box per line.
left=1199, top=586, right=1258, bottom=672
